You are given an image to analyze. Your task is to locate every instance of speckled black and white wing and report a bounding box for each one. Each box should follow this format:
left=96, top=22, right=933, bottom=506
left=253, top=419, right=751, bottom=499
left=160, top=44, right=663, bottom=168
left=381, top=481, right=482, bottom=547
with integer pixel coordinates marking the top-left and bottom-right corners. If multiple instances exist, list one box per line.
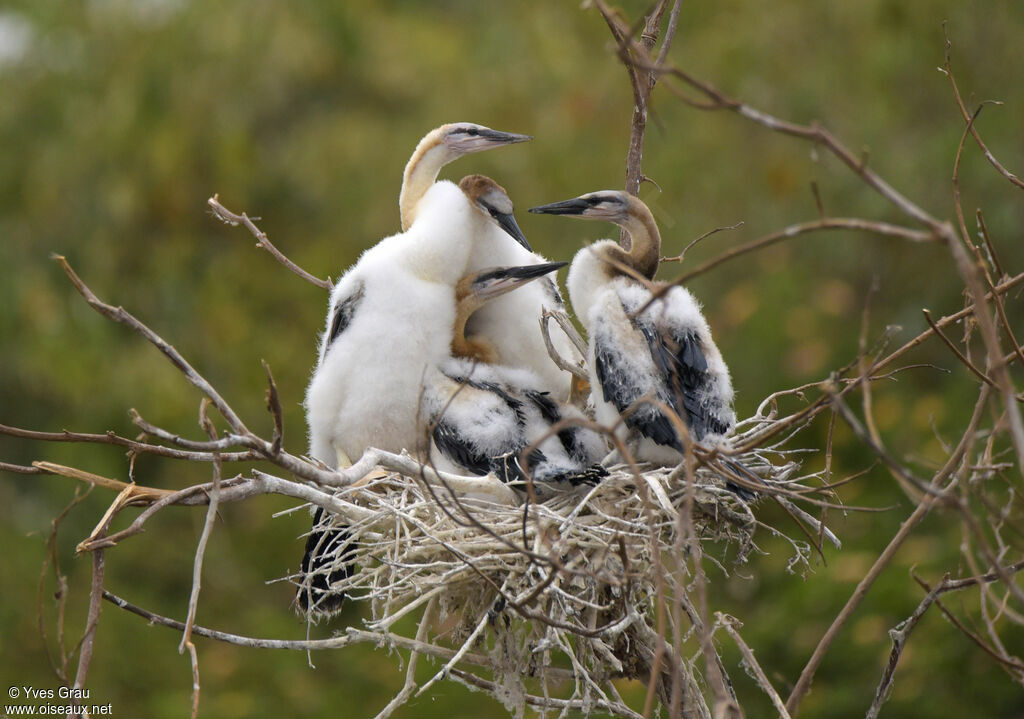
left=426, top=365, right=529, bottom=481
left=633, top=305, right=733, bottom=443
left=511, top=368, right=608, bottom=484
left=424, top=361, right=608, bottom=486
left=591, top=281, right=735, bottom=454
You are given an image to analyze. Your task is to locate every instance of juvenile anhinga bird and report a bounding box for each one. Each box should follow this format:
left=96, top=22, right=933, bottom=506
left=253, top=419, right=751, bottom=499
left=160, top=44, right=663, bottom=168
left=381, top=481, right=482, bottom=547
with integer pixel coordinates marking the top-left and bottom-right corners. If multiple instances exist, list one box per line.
left=423, top=262, right=608, bottom=488
left=299, top=154, right=532, bottom=613
left=307, top=135, right=532, bottom=471
left=298, top=180, right=476, bottom=615
left=305, top=181, right=476, bottom=471
left=529, top=191, right=736, bottom=467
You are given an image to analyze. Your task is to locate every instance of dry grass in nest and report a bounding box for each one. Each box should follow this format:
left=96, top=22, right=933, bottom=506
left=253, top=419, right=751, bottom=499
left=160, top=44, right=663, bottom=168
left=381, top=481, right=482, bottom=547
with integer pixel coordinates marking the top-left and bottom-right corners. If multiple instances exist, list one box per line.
left=294, top=415, right=835, bottom=718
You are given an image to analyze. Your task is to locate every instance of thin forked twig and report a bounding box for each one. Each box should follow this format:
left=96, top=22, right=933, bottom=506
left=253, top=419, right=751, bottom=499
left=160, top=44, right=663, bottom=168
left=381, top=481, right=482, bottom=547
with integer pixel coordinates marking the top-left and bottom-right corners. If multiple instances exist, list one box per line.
left=718, top=613, right=792, bottom=719
left=208, top=194, right=332, bottom=290
left=940, top=27, right=1024, bottom=190
left=922, top=309, right=997, bottom=389
left=671, top=217, right=935, bottom=284
left=660, top=221, right=744, bottom=264
left=867, top=561, right=1024, bottom=718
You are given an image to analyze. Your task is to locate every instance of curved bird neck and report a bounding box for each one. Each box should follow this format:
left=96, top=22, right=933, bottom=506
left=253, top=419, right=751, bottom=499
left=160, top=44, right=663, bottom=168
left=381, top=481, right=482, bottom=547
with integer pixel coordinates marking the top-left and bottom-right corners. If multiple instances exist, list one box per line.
left=451, top=296, right=499, bottom=363
left=617, top=198, right=661, bottom=280
left=400, top=131, right=453, bottom=231
left=397, top=181, right=476, bottom=285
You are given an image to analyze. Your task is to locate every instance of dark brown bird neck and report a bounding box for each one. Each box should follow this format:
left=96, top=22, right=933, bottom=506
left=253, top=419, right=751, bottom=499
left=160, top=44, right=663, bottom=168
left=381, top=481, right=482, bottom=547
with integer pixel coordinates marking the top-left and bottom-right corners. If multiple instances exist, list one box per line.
left=618, top=206, right=660, bottom=280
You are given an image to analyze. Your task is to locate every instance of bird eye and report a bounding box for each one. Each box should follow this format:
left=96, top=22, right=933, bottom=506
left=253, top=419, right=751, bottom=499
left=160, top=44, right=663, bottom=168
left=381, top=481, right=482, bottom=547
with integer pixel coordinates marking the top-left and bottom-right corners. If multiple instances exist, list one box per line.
left=447, top=126, right=479, bottom=139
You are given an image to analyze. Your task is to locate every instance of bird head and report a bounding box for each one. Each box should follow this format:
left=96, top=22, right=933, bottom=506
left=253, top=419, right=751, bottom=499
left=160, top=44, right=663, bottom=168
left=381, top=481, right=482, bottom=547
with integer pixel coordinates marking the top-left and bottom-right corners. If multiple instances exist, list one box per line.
left=528, top=191, right=630, bottom=223
left=401, top=124, right=531, bottom=231
left=457, top=261, right=567, bottom=309
left=459, top=174, right=532, bottom=251
left=439, top=122, right=532, bottom=157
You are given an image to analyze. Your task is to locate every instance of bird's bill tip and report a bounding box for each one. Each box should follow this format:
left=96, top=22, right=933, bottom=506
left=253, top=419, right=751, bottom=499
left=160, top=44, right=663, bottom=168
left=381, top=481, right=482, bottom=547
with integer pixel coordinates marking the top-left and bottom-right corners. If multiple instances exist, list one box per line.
left=528, top=197, right=591, bottom=216
left=492, top=211, right=533, bottom=252
left=527, top=260, right=569, bottom=274
left=451, top=128, right=532, bottom=155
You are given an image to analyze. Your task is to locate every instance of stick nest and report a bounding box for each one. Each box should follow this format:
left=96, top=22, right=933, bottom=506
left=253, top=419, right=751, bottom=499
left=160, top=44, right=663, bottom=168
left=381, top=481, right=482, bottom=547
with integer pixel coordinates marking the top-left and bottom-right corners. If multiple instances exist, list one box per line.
left=293, top=416, right=831, bottom=718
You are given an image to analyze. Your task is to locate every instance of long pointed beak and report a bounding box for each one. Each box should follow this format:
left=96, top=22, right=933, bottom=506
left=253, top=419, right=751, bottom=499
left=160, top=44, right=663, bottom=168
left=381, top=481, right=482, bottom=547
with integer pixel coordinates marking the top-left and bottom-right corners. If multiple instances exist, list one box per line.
left=471, top=261, right=567, bottom=302
left=478, top=129, right=532, bottom=145
left=490, top=210, right=533, bottom=251
left=528, top=198, right=591, bottom=216
left=456, top=129, right=533, bottom=155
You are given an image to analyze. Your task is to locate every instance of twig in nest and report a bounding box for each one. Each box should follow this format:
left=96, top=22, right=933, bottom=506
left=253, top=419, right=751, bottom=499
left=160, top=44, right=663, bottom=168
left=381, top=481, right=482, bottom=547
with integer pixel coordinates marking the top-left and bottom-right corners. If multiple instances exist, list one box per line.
left=294, top=417, right=832, bottom=718
left=540, top=309, right=588, bottom=380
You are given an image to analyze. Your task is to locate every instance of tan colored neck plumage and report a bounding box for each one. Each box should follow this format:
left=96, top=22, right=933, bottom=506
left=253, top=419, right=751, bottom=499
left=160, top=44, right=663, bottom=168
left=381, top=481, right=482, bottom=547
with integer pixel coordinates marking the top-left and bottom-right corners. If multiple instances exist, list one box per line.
left=450, top=288, right=499, bottom=363
left=399, top=130, right=451, bottom=231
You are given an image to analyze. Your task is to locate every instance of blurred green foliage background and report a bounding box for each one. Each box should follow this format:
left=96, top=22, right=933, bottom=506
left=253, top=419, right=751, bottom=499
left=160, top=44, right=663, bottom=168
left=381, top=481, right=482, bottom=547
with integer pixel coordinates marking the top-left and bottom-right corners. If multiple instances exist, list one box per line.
left=2, top=1, right=1023, bottom=717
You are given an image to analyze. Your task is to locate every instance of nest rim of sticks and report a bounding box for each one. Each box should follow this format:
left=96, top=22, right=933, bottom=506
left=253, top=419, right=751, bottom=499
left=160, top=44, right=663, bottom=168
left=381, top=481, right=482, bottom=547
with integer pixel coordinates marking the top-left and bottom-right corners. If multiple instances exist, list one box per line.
left=290, top=413, right=838, bottom=716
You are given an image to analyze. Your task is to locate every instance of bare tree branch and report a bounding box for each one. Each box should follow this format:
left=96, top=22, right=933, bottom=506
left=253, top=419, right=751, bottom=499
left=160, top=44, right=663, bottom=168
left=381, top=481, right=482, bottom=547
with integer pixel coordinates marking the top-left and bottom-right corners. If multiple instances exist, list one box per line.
left=940, top=27, right=1024, bottom=190
left=660, top=221, right=744, bottom=265
left=671, top=217, right=935, bottom=284
left=868, top=561, right=1024, bottom=718
left=785, top=383, right=992, bottom=714
left=54, top=255, right=252, bottom=437
left=718, top=613, right=792, bottom=719
left=922, top=309, right=997, bottom=389
left=208, top=194, right=333, bottom=290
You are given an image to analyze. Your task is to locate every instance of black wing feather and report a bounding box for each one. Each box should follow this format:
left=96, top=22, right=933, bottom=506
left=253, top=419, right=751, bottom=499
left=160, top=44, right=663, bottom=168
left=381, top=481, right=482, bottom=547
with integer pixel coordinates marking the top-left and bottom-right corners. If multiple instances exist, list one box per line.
left=594, top=335, right=682, bottom=450
left=523, top=389, right=580, bottom=459
left=637, top=318, right=728, bottom=442
left=326, top=281, right=366, bottom=348
left=433, top=379, right=604, bottom=487
left=296, top=507, right=355, bottom=615
left=448, top=373, right=526, bottom=423
left=432, top=375, right=528, bottom=483
left=522, top=390, right=610, bottom=481
left=432, top=421, right=495, bottom=477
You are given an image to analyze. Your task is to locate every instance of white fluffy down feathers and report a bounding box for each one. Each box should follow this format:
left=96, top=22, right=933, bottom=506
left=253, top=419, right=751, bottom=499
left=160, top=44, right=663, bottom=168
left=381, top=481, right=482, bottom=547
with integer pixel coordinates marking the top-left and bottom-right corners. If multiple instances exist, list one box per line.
left=306, top=128, right=737, bottom=480
left=306, top=181, right=476, bottom=468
